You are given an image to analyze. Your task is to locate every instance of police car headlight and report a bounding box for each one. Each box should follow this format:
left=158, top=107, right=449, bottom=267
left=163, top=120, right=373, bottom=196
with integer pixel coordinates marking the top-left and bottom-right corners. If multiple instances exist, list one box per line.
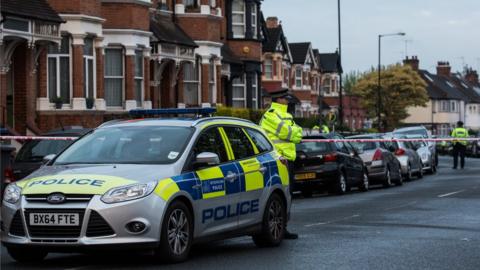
left=3, top=184, right=22, bottom=204
left=101, top=181, right=157, bottom=204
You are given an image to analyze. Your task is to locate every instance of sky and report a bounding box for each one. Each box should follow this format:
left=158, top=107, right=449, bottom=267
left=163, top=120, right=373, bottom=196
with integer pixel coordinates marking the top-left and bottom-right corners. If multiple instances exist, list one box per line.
left=262, top=0, right=480, bottom=74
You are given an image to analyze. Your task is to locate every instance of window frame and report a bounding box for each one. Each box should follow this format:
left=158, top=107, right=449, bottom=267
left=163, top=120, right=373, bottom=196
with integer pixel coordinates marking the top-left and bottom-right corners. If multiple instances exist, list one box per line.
left=222, top=126, right=256, bottom=161
left=244, top=128, right=274, bottom=154
left=232, top=74, right=247, bottom=108
left=209, top=59, right=216, bottom=103
left=83, top=37, right=96, bottom=99
left=295, top=67, right=303, bottom=88
left=264, top=58, right=273, bottom=79
left=134, top=49, right=144, bottom=108
left=251, top=2, right=258, bottom=39
left=104, top=47, right=125, bottom=108
left=47, top=34, right=72, bottom=104
left=231, top=0, right=246, bottom=38
left=252, top=74, right=258, bottom=109
left=183, top=61, right=200, bottom=106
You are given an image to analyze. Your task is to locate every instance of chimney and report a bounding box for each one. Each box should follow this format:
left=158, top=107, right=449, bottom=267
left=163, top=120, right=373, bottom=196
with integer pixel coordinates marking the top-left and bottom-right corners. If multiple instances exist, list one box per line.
left=403, top=55, right=419, bottom=71
left=436, top=61, right=451, bottom=77
left=266, top=17, right=279, bottom=28
left=465, top=68, right=479, bottom=85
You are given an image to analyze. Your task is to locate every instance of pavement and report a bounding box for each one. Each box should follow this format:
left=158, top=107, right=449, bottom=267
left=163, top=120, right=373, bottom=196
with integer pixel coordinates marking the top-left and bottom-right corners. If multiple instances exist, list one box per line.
left=1, top=156, right=480, bottom=270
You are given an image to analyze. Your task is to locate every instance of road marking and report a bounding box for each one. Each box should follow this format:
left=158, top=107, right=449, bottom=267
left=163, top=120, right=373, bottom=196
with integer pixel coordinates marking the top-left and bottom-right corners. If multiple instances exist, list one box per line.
left=438, top=190, right=466, bottom=198
left=384, top=201, right=417, bottom=211
left=305, top=214, right=361, bottom=227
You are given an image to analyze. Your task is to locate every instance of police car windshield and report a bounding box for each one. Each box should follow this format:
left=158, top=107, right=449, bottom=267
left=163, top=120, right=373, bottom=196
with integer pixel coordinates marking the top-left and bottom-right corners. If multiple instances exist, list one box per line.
left=54, top=126, right=193, bottom=165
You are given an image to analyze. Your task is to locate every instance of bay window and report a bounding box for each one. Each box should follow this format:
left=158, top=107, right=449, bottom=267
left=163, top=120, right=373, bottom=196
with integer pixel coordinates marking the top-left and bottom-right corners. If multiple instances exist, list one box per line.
left=104, top=48, right=124, bottom=107
left=232, top=75, right=246, bottom=108
left=295, top=67, right=302, bottom=88
left=135, top=50, right=144, bottom=107
left=48, top=35, right=71, bottom=104
left=323, top=77, right=331, bottom=94
left=232, top=0, right=246, bottom=38
left=264, top=59, right=273, bottom=79
left=183, top=61, right=199, bottom=106
left=83, top=37, right=95, bottom=99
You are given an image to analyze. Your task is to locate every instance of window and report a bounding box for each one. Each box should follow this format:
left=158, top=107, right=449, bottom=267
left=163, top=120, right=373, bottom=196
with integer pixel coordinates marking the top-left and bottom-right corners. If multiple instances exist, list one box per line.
left=323, top=77, right=331, bottom=94
left=295, top=67, right=303, bottom=88
left=284, top=68, right=289, bottom=85
left=252, top=74, right=258, bottom=109
left=183, top=61, right=199, bottom=106
left=135, top=50, right=144, bottom=107
left=48, top=35, right=71, bottom=104
left=83, top=37, right=95, bottom=99
left=4, top=17, right=29, bottom=32
left=264, top=59, right=273, bottom=79
left=450, top=101, right=456, bottom=112
left=439, top=100, right=450, bottom=112
left=209, top=59, right=216, bottom=103
left=333, top=136, right=348, bottom=153
left=104, top=48, right=124, bottom=107
left=232, top=0, right=246, bottom=38
left=183, top=0, right=199, bottom=9
left=223, top=127, right=255, bottom=160
left=193, top=128, right=228, bottom=164
left=232, top=75, right=246, bottom=108
left=245, top=129, right=273, bottom=153
left=251, top=3, right=258, bottom=39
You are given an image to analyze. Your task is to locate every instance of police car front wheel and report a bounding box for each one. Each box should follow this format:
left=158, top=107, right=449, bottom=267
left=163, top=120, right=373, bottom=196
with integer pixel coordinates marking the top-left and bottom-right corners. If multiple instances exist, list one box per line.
left=252, top=193, right=286, bottom=248
left=7, top=247, right=48, bottom=263
left=156, top=200, right=193, bottom=263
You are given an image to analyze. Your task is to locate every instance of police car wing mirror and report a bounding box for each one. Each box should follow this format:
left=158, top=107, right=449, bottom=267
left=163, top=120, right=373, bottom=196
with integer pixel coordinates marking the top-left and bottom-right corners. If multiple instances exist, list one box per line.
left=194, top=152, right=220, bottom=169
left=42, top=154, right=56, bottom=165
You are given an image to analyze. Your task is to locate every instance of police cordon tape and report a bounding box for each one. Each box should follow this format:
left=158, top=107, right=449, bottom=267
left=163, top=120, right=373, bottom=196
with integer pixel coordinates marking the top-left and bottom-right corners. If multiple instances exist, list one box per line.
left=1, top=135, right=479, bottom=143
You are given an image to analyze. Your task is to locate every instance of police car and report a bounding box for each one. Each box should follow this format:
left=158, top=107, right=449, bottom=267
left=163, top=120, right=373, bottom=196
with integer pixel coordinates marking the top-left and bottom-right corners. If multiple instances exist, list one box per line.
left=1, top=108, right=291, bottom=263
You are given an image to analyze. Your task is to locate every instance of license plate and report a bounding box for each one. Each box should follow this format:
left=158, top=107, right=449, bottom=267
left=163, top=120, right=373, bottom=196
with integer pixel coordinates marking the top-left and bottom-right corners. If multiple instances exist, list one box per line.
left=295, top=173, right=316, bottom=180
left=29, top=213, right=80, bottom=226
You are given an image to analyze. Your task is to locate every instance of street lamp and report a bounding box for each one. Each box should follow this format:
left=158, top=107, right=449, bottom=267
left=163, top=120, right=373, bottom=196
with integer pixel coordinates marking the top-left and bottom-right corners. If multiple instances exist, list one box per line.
left=377, top=32, right=405, bottom=130
left=337, top=0, right=343, bottom=128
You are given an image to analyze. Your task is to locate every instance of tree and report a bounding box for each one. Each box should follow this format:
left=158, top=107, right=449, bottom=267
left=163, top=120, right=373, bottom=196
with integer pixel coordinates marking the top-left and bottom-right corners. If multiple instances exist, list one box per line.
left=352, top=64, right=429, bottom=130
left=343, top=71, right=362, bottom=95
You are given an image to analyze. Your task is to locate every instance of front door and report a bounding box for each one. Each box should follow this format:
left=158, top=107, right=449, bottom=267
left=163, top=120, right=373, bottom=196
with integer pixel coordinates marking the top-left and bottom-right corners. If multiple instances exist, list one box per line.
left=6, top=66, right=14, bottom=127
left=191, top=127, right=240, bottom=236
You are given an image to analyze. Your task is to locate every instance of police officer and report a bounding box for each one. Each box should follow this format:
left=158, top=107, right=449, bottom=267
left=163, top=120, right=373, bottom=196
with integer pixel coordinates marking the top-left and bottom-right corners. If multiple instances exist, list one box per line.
left=321, top=124, right=330, bottom=134
left=451, top=121, right=469, bottom=169
left=260, top=94, right=303, bottom=240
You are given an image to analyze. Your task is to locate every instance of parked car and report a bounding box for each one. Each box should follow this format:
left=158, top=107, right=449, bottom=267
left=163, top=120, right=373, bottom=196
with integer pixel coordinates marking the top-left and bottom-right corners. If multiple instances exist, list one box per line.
left=347, top=134, right=403, bottom=187
left=436, top=135, right=453, bottom=155
left=407, top=135, right=437, bottom=174
left=11, top=127, right=91, bottom=181
left=294, top=134, right=369, bottom=197
left=394, top=126, right=438, bottom=166
left=382, top=133, right=423, bottom=180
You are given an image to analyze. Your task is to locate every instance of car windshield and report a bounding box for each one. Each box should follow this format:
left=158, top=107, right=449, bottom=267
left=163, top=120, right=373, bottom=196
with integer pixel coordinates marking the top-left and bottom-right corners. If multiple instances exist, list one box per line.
left=350, top=140, right=377, bottom=151
left=15, top=140, right=73, bottom=162
left=54, top=126, right=193, bottom=165
left=395, top=129, right=428, bottom=138
left=297, top=141, right=330, bottom=154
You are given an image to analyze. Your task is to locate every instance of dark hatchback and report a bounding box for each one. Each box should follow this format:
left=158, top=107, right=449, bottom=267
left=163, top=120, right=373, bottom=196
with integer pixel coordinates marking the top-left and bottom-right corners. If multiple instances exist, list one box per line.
left=293, top=134, right=369, bottom=197
left=11, top=128, right=91, bottom=181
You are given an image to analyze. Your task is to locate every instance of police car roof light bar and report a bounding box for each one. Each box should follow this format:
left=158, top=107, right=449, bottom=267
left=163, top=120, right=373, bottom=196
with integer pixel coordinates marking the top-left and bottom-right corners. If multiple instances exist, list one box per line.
left=129, top=108, right=217, bottom=118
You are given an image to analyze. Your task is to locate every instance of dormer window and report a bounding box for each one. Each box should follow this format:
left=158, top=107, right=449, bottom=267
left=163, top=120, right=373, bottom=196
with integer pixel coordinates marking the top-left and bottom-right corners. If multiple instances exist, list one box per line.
left=232, top=0, right=246, bottom=38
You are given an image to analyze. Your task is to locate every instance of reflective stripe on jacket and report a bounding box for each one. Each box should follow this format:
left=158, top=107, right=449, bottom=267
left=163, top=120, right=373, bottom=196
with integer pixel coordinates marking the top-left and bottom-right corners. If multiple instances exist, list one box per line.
left=451, top=127, right=469, bottom=146
left=260, top=102, right=303, bottom=161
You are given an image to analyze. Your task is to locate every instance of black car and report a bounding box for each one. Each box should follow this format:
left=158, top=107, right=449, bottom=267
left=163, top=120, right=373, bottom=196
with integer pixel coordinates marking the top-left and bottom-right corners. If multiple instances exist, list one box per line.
left=11, top=127, right=91, bottom=181
left=293, top=134, right=369, bottom=197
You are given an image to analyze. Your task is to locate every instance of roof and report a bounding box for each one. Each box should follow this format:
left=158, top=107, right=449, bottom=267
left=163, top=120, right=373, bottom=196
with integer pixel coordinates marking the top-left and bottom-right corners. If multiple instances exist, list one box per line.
left=0, top=0, right=63, bottom=23
left=150, top=16, right=197, bottom=48
left=418, top=70, right=464, bottom=100
left=289, top=42, right=311, bottom=64
left=100, top=117, right=258, bottom=130
left=264, top=27, right=282, bottom=52
left=450, top=74, right=480, bottom=103
left=318, top=52, right=342, bottom=73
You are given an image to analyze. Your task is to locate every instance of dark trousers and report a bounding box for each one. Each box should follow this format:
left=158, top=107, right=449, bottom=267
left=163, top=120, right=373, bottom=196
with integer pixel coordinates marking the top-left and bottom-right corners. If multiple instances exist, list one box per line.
left=453, top=143, right=466, bottom=169
left=287, top=161, right=295, bottom=191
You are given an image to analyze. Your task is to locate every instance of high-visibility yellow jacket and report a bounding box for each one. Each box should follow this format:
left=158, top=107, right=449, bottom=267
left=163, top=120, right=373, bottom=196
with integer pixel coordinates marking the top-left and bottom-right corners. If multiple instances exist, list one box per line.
left=260, top=103, right=303, bottom=161
left=322, top=125, right=330, bottom=134
left=451, top=127, right=469, bottom=146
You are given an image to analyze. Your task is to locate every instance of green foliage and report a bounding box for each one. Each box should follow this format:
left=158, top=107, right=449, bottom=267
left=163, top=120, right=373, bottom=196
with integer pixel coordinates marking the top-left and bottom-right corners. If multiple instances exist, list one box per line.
left=343, top=71, right=362, bottom=95
left=352, top=64, right=429, bottom=130
left=215, top=106, right=265, bottom=124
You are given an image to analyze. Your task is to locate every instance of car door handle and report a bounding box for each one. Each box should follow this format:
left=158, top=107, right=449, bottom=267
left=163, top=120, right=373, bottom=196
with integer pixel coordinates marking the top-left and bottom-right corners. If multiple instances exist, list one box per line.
left=224, top=172, right=237, bottom=183
left=192, top=184, right=202, bottom=190
left=259, top=166, right=268, bottom=174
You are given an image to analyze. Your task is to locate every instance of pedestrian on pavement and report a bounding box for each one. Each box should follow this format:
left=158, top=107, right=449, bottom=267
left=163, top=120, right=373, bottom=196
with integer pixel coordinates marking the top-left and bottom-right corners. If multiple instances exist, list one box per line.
left=260, top=94, right=303, bottom=240
left=451, top=121, right=469, bottom=169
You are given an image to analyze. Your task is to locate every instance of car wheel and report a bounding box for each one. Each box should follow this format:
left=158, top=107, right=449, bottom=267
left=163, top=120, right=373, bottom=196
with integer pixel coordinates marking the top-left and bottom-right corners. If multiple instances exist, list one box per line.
left=383, top=167, right=392, bottom=188
left=301, top=188, right=313, bottom=198
left=405, top=163, right=412, bottom=181
left=156, top=200, right=193, bottom=263
left=7, top=247, right=48, bottom=262
left=253, top=193, right=286, bottom=248
left=418, top=162, right=424, bottom=179
left=428, top=160, right=437, bottom=174
left=331, top=171, right=347, bottom=195
left=395, top=167, right=404, bottom=186
left=359, top=170, right=369, bottom=192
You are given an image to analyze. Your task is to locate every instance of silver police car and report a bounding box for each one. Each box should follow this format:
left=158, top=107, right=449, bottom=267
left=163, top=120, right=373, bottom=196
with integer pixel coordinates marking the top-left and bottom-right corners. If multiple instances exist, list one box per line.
left=1, top=109, right=291, bottom=263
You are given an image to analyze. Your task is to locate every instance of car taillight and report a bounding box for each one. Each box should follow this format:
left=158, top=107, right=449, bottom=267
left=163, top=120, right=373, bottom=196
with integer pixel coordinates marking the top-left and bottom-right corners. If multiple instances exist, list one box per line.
left=395, top=148, right=406, bottom=156
left=324, top=153, right=337, bottom=162
left=4, top=168, right=15, bottom=184
left=373, top=149, right=383, bottom=161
